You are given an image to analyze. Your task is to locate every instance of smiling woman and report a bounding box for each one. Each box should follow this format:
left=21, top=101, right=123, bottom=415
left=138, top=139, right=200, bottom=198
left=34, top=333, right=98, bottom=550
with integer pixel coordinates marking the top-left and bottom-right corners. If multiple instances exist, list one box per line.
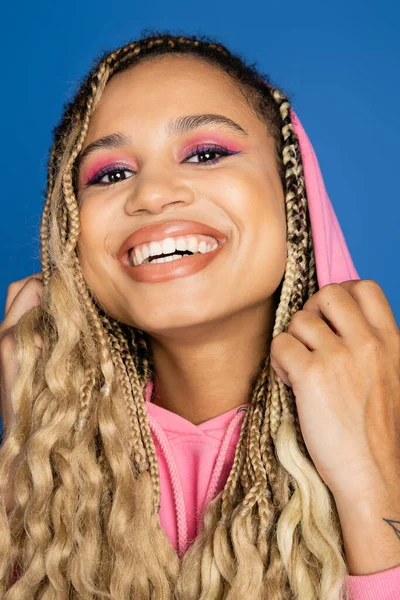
left=0, top=31, right=399, bottom=600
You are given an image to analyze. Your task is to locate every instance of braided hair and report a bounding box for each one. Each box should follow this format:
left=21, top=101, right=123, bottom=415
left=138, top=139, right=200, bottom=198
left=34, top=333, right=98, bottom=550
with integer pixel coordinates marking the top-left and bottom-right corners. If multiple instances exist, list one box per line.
left=0, top=31, right=350, bottom=599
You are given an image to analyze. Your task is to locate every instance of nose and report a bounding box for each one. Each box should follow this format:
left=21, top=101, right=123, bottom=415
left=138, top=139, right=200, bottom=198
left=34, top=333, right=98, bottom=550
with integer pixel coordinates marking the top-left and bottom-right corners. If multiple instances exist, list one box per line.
left=123, top=165, right=195, bottom=215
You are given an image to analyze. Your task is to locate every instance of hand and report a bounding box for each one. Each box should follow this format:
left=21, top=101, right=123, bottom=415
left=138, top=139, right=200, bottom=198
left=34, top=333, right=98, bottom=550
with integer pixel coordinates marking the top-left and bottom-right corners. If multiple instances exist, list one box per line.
left=0, top=274, right=43, bottom=512
left=270, top=279, right=400, bottom=500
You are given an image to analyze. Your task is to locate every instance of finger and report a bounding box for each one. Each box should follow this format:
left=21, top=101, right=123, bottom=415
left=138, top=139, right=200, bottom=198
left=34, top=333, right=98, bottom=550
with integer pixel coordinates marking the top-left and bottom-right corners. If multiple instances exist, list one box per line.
left=287, top=310, right=338, bottom=352
left=270, top=332, right=312, bottom=389
left=339, top=279, right=399, bottom=335
left=302, top=282, right=373, bottom=343
left=4, top=273, right=42, bottom=315
left=1, top=277, right=43, bottom=335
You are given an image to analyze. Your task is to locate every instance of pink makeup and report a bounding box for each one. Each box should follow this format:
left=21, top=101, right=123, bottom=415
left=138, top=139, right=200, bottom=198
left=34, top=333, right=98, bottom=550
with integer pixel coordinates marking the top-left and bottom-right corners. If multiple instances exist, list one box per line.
left=80, top=152, right=135, bottom=187
left=78, top=132, right=248, bottom=188
left=175, top=132, right=246, bottom=161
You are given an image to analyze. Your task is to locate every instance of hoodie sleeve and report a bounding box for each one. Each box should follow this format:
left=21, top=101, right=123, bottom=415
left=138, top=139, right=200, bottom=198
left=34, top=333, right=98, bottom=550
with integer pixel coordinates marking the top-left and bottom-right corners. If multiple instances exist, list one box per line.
left=345, top=565, right=400, bottom=599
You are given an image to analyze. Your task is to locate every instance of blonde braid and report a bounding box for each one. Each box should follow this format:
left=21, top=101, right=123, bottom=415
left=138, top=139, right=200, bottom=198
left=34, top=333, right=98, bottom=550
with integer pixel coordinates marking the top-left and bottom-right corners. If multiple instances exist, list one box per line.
left=71, top=258, right=115, bottom=414
left=100, top=318, right=150, bottom=473
left=40, top=121, right=81, bottom=286
left=74, top=364, right=96, bottom=432
left=57, top=67, right=110, bottom=264
left=268, top=89, right=310, bottom=443
left=39, top=145, right=56, bottom=286
left=111, top=324, right=162, bottom=512
left=44, top=63, right=119, bottom=430
left=129, top=328, right=155, bottom=386
left=241, top=366, right=275, bottom=566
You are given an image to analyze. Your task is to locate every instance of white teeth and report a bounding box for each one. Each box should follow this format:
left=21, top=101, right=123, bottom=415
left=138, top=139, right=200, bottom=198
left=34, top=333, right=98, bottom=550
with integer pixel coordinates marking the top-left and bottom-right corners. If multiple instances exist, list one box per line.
left=152, top=254, right=184, bottom=264
left=187, top=237, right=199, bottom=253
left=134, top=246, right=143, bottom=265
left=161, top=238, right=176, bottom=255
left=198, top=241, right=207, bottom=253
left=141, top=244, right=150, bottom=261
left=175, top=236, right=188, bottom=251
left=131, top=235, right=220, bottom=266
left=149, top=241, right=163, bottom=256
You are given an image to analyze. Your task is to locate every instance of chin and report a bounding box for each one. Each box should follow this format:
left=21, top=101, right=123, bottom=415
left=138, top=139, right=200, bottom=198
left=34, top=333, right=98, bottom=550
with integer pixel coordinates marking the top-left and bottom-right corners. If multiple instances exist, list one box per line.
left=126, top=305, right=222, bottom=336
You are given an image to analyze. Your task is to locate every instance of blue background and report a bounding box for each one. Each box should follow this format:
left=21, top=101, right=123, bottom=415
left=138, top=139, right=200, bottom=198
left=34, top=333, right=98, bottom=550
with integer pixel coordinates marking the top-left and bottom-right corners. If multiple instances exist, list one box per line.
left=1, top=0, right=399, bottom=437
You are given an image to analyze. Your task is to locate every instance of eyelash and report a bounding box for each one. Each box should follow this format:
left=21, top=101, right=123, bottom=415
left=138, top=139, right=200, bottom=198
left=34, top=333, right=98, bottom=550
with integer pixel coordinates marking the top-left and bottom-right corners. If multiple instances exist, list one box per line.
left=85, top=144, right=238, bottom=187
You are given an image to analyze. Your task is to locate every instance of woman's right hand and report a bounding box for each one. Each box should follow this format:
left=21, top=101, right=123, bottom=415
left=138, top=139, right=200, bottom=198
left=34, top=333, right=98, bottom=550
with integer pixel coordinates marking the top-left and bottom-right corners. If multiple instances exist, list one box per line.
left=0, top=273, right=44, bottom=512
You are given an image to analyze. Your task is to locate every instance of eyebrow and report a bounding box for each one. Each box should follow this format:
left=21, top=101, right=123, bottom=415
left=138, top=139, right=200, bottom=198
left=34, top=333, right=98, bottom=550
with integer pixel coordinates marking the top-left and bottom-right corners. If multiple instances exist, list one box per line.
left=75, top=113, right=249, bottom=172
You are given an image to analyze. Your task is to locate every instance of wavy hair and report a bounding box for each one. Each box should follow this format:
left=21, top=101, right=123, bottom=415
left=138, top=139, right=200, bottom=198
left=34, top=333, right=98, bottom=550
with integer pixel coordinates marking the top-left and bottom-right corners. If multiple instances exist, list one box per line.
left=0, top=31, right=351, bottom=599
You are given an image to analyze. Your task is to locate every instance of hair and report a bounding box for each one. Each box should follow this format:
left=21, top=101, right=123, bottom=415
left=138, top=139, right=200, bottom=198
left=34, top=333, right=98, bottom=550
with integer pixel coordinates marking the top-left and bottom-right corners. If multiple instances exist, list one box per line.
left=0, top=30, right=351, bottom=599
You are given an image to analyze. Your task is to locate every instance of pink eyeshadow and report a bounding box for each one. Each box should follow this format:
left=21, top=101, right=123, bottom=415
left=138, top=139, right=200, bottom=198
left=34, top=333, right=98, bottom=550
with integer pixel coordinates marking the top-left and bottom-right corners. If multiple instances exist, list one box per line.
left=179, top=132, right=247, bottom=158
left=79, top=133, right=248, bottom=186
left=80, top=152, right=136, bottom=186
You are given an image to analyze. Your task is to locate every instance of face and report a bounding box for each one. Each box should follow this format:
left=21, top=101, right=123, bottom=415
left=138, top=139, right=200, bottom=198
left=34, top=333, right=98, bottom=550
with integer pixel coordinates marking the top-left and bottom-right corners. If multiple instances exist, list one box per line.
left=75, top=55, right=287, bottom=338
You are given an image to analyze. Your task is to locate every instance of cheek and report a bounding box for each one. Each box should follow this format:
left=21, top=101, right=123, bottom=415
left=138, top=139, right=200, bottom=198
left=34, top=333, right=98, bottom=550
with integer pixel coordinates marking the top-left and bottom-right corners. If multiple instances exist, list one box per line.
left=76, top=229, right=118, bottom=318
left=76, top=203, right=109, bottom=277
left=235, top=176, right=287, bottom=289
left=232, top=172, right=287, bottom=244
left=76, top=201, right=128, bottom=318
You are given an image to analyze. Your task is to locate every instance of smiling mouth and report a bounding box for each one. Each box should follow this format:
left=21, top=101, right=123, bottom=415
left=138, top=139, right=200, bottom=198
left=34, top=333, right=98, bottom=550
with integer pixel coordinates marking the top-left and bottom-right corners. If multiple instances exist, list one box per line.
left=120, top=239, right=227, bottom=283
left=127, top=241, right=222, bottom=267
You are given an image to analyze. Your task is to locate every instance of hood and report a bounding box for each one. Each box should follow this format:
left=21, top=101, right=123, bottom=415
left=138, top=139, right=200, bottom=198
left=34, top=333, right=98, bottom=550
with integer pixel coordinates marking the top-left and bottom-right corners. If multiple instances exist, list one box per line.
left=290, top=109, right=359, bottom=287
left=143, top=107, right=360, bottom=559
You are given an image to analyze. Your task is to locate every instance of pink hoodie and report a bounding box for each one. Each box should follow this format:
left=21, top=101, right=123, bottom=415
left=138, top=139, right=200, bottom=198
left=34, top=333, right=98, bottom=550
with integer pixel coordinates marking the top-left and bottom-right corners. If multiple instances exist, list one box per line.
left=144, top=108, right=400, bottom=598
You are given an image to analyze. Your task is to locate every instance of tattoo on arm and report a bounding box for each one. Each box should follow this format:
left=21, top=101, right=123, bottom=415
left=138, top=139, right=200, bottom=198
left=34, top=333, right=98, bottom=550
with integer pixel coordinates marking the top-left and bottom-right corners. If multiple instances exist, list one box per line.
left=382, top=518, right=400, bottom=541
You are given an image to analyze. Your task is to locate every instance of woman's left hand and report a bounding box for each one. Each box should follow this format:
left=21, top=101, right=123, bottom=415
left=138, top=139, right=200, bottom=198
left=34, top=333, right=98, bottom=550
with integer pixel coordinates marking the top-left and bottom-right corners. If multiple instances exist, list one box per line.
left=270, top=279, right=400, bottom=500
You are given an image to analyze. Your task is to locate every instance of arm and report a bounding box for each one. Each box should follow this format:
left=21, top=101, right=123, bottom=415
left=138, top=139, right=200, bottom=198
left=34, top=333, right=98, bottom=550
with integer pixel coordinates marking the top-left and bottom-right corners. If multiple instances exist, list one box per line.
left=336, top=487, right=400, bottom=599
left=335, top=488, right=400, bottom=576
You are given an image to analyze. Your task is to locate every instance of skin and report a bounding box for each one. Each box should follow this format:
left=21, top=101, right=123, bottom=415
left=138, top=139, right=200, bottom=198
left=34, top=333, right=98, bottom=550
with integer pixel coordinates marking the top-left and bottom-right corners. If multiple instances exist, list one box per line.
left=75, top=54, right=287, bottom=425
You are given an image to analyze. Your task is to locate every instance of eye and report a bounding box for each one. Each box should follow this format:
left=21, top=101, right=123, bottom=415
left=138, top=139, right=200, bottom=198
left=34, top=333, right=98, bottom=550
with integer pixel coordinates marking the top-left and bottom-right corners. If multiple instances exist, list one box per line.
left=87, top=165, right=134, bottom=186
left=184, top=144, right=238, bottom=165
left=85, top=144, right=238, bottom=188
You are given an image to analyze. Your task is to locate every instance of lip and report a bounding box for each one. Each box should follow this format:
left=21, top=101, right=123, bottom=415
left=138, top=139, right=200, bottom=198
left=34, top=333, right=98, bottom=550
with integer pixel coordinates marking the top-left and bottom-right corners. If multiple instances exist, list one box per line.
left=121, top=242, right=227, bottom=283
left=117, top=219, right=228, bottom=261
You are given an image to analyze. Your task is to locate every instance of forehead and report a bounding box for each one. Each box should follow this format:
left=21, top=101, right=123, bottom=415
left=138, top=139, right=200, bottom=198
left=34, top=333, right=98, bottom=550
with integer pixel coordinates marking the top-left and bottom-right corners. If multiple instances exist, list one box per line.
left=85, top=54, right=261, bottom=138
left=105, top=54, right=244, bottom=103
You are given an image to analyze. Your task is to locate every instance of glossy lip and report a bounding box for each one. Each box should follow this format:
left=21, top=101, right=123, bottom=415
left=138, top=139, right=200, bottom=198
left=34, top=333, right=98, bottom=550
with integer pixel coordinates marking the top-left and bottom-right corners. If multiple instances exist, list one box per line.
left=117, top=219, right=228, bottom=263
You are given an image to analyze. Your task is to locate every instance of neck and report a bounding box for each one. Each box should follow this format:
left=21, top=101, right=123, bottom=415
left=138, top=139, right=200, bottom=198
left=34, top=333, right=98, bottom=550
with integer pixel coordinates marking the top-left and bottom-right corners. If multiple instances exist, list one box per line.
left=148, top=296, right=278, bottom=425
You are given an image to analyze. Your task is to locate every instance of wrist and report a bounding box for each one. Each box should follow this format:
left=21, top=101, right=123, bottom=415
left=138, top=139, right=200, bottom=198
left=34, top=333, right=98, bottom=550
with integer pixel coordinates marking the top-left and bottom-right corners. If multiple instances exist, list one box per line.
left=332, top=485, right=400, bottom=576
left=331, top=467, right=399, bottom=510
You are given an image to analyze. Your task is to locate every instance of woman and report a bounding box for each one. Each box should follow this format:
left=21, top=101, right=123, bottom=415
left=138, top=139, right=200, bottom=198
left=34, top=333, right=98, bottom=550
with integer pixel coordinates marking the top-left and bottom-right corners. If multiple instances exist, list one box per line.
left=0, top=31, right=399, bottom=599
